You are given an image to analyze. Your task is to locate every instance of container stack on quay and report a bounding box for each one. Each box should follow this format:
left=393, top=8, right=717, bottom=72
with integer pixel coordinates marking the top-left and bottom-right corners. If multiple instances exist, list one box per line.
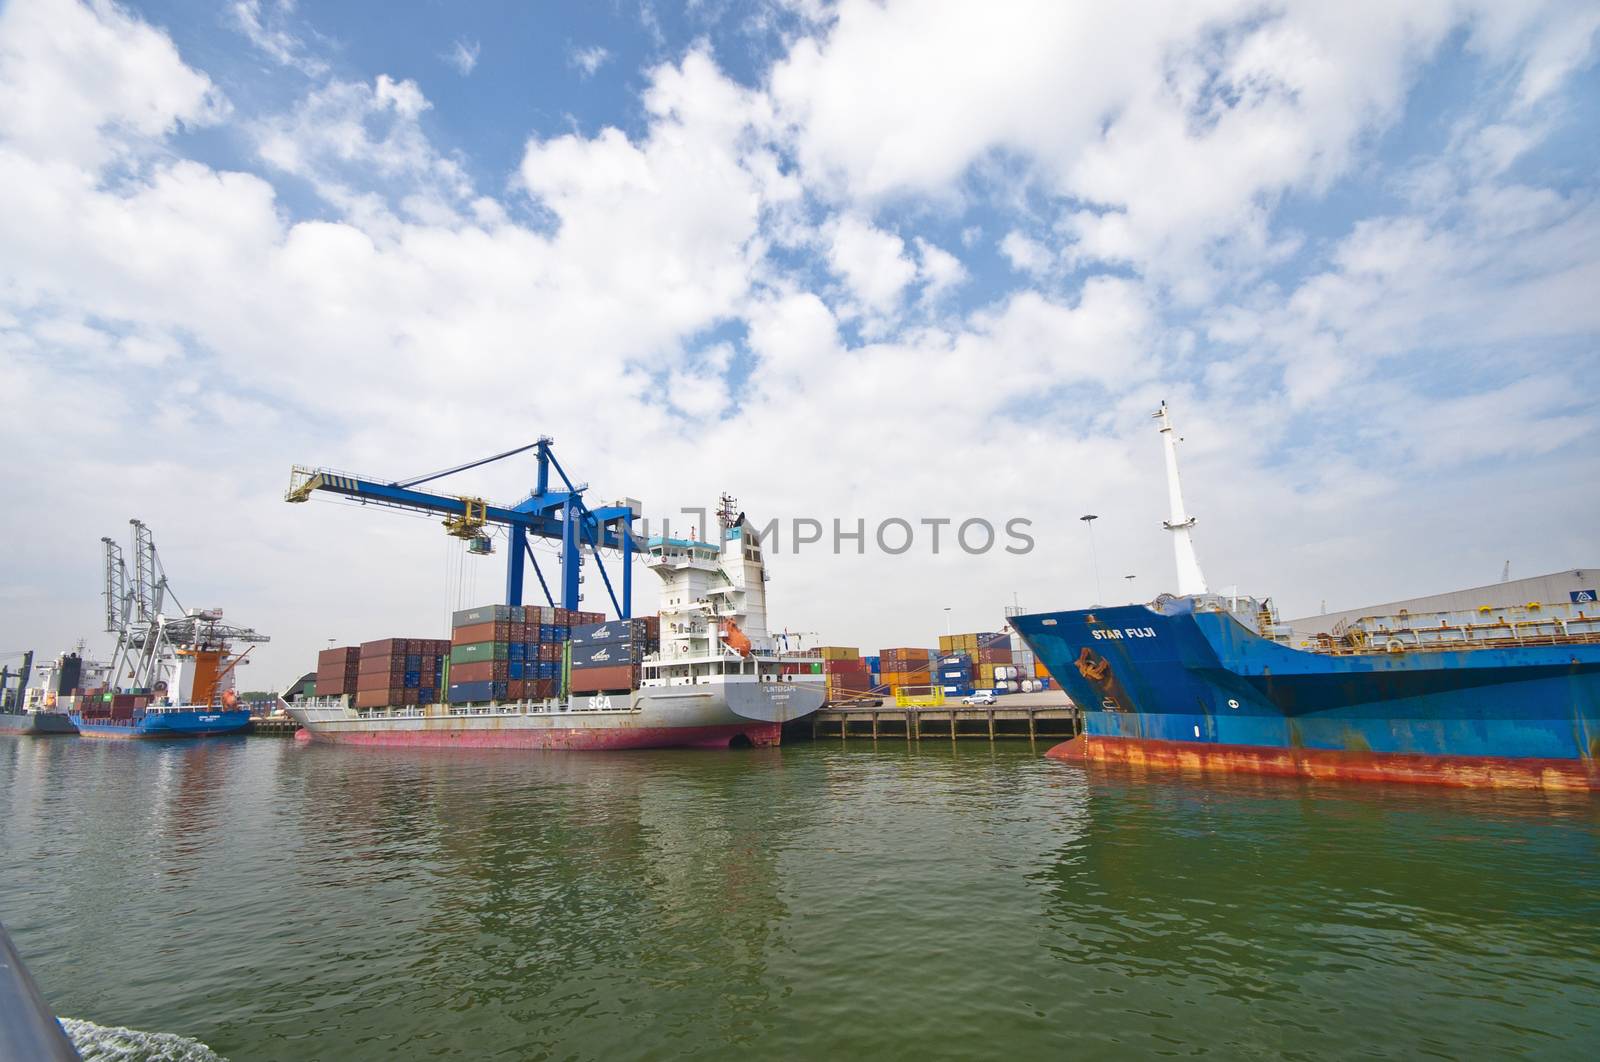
left=447, top=604, right=602, bottom=705
left=935, top=630, right=1052, bottom=696
left=816, top=646, right=872, bottom=700
left=354, top=638, right=449, bottom=709
left=569, top=617, right=660, bottom=694
left=878, top=647, right=935, bottom=691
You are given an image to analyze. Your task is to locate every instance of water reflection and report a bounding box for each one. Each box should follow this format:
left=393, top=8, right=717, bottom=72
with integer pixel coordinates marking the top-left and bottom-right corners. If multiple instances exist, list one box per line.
left=2, top=738, right=1596, bottom=1061
left=1034, top=761, right=1600, bottom=1056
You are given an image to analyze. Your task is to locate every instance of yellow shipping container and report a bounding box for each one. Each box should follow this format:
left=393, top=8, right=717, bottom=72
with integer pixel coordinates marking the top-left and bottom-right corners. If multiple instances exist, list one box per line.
left=819, top=646, right=860, bottom=661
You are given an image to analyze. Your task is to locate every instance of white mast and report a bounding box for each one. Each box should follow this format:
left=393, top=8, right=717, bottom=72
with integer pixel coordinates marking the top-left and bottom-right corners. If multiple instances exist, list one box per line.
left=1152, top=401, right=1208, bottom=596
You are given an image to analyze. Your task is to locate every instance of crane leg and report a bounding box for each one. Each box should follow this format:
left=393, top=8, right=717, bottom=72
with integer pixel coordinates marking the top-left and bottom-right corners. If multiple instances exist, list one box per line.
left=506, top=526, right=526, bottom=606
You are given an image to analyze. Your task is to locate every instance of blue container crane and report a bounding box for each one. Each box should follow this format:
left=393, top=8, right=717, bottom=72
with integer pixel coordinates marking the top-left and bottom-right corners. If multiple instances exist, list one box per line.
left=285, top=438, right=639, bottom=617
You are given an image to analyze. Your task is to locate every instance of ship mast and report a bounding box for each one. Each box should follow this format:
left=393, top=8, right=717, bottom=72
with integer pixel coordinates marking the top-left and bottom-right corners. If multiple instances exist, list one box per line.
left=1152, top=401, right=1208, bottom=597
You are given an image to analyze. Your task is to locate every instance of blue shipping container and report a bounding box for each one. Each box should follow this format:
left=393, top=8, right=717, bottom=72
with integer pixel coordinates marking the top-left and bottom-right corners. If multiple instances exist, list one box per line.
left=571, top=619, right=657, bottom=646
left=403, top=671, right=421, bottom=687
left=448, top=680, right=507, bottom=703
left=572, top=642, right=643, bottom=668
left=508, top=661, right=526, bottom=680
left=540, top=624, right=555, bottom=642
left=508, top=643, right=526, bottom=660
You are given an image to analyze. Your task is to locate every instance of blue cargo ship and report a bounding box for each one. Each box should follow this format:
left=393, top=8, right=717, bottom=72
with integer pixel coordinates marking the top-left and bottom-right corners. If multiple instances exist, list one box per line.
left=1015, top=596, right=1600, bottom=789
left=70, top=706, right=251, bottom=739
left=1018, top=404, right=1600, bottom=790
left=66, top=519, right=269, bottom=741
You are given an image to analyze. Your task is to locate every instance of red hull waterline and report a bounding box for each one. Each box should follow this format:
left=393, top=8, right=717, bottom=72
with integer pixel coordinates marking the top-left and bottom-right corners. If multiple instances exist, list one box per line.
left=301, top=722, right=783, bottom=751
left=1044, top=735, right=1600, bottom=791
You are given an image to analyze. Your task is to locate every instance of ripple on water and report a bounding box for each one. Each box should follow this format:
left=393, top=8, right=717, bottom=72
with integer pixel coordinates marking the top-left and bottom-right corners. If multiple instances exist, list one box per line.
left=1, top=738, right=1596, bottom=1060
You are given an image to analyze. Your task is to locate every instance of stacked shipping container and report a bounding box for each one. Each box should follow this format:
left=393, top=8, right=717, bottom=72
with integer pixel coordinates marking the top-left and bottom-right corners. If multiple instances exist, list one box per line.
left=817, top=646, right=873, bottom=701
left=939, top=630, right=1051, bottom=693
left=314, top=646, right=361, bottom=697
left=447, top=604, right=605, bottom=704
left=354, top=637, right=449, bottom=709
left=569, top=616, right=659, bottom=693
left=878, top=647, right=934, bottom=691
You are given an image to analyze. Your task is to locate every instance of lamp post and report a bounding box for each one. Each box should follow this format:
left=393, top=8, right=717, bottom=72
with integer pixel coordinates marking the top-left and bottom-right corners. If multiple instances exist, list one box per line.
left=1080, top=514, right=1103, bottom=604
left=943, top=607, right=952, bottom=638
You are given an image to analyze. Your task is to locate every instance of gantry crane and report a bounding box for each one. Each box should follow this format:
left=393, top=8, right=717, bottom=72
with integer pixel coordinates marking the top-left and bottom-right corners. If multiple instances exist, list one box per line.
left=285, top=438, right=641, bottom=617
left=102, top=519, right=269, bottom=696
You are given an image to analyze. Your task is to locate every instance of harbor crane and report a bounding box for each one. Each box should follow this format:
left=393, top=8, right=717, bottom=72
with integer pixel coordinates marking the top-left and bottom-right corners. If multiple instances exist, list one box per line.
left=102, top=519, right=269, bottom=696
left=285, top=438, right=641, bottom=617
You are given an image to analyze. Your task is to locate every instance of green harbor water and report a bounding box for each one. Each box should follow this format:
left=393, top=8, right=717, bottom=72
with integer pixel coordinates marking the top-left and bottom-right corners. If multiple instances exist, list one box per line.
left=2, top=736, right=1596, bottom=1060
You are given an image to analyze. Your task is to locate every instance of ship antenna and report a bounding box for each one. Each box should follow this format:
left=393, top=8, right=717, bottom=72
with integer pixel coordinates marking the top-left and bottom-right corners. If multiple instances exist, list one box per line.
left=1152, top=401, right=1209, bottom=596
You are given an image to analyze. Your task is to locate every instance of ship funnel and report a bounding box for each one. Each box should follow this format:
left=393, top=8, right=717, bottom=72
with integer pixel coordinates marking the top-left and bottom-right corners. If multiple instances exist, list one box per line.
left=1153, top=401, right=1209, bottom=597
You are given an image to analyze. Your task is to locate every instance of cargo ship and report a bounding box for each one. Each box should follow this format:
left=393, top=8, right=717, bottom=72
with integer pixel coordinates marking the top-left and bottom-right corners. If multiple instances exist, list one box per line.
left=1, top=649, right=81, bottom=735
left=1014, top=403, right=1600, bottom=790
left=290, top=497, right=826, bottom=749
left=68, top=520, right=268, bottom=739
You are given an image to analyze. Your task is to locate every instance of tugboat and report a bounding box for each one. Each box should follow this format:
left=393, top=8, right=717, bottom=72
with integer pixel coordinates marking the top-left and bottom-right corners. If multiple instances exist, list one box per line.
left=68, top=520, right=268, bottom=739
left=1014, top=403, right=1600, bottom=790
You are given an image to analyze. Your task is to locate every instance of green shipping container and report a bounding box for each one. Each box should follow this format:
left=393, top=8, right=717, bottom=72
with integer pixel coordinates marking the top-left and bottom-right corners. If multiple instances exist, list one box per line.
left=450, top=641, right=509, bottom=665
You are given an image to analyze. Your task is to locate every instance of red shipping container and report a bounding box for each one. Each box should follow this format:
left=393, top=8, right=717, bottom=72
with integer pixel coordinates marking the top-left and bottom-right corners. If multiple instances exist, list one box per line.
left=360, top=638, right=406, bottom=658
left=977, top=647, right=1013, bottom=664
left=354, top=687, right=405, bottom=708
left=318, top=646, right=360, bottom=668
left=554, top=608, right=571, bottom=625
left=453, top=621, right=510, bottom=645
left=451, top=660, right=509, bottom=683
left=823, top=658, right=869, bottom=674
left=356, top=670, right=406, bottom=691
left=568, top=664, right=638, bottom=692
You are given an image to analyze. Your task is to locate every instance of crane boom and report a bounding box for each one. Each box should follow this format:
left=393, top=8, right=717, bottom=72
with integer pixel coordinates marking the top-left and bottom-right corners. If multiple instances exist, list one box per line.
left=285, top=439, right=640, bottom=616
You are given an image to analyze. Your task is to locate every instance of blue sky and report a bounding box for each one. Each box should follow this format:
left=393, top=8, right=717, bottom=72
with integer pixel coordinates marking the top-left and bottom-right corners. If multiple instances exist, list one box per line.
left=1, top=0, right=1597, bottom=684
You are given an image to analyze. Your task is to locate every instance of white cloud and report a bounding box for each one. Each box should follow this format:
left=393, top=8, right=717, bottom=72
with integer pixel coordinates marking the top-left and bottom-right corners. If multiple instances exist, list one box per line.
left=570, top=44, right=611, bottom=78
left=913, top=238, right=966, bottom=302
left=231, top=0, right=327, bottom=77
left=0, top=0, right=227, bottom=167
left=771, top=0, right=1600, bottom=297
left=825, top=215, right=917, bottom=315
left=0, top=0, right=1595, bottom=680
left=445, top=38, right=480, bottom=76
left=254, top=75, right=472, bottom=224
left=999, top=231, right=1051, bottom=276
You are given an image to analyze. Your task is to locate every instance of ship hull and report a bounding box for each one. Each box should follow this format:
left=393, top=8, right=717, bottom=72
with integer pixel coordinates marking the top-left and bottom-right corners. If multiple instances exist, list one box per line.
left=1014, top=602, right=1600, bottom=791
left=69, top=709, right=252, bottom=739
left=289, top=682, right=823, bottom=751
left=0, top=711, right=79, bottom=736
